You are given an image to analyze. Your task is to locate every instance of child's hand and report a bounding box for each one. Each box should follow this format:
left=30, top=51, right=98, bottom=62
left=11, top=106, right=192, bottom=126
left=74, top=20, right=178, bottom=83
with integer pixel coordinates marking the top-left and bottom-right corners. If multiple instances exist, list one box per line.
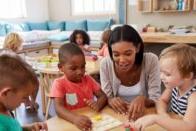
left=134, top=114, right=157, bottom=131
left=123, top=120, right=136, bottom=131
left=23, top=122, right=48, bottom=131
left=73, top=115, right=92, bottom=131
left=84, top=99, right=100, bottom=112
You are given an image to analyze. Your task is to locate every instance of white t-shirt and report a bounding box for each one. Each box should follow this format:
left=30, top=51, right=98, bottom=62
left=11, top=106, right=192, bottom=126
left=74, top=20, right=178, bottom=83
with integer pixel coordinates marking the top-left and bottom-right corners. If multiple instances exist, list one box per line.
left=117, top=81, right=141, bottom=102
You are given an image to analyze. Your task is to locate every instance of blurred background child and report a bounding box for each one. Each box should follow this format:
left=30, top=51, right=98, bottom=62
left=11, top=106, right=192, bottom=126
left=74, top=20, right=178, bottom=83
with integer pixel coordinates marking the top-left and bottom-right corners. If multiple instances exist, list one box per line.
left=50, top=43, right=107, bottom=131
left=97, top=29, right=112, bottom=57
left=70, top=30, right=91, bottom=52
left=0, top=52, right=47, bottom=131
left=3, top=32, right=39, bottom=112
left=3, top=32, right=23, bottom=52
left=134, top=44, right=196, bottom=131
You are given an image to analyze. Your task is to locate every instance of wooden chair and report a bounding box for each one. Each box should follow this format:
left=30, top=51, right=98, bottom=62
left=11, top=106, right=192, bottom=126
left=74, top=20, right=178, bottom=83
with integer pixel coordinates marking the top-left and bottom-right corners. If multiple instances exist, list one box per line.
left=39, top=69, right=63, bottom=120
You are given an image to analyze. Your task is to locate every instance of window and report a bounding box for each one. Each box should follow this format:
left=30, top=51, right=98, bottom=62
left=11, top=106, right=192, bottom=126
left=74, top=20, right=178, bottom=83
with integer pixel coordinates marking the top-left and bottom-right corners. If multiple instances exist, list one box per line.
left=72, top=0, right=116, bottom=15
left=0, top=0, right=27, bottom=19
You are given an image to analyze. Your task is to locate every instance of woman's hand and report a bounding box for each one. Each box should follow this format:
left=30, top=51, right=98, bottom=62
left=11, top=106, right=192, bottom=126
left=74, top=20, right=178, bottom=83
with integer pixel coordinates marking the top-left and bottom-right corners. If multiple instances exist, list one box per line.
left=128, top=96, right=146, bottom=120
left=108, top=97, right=128, bottom=114
left=73, top=115, right=92, bottom=131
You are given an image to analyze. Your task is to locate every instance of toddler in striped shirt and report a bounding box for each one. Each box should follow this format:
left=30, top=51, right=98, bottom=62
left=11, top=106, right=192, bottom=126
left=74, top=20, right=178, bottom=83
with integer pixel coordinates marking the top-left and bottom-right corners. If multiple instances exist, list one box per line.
left=133, top=44, right=196, bottom=131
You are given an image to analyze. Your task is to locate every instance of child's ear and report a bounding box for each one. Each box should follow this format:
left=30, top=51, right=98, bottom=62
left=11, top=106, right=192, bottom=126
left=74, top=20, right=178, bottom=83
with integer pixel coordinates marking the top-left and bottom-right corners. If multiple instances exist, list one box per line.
left=185, top=72, right=194, bottom=80
left=58, top=63, right=64, bottom=72
left=0, top=87, right=12, bottom=97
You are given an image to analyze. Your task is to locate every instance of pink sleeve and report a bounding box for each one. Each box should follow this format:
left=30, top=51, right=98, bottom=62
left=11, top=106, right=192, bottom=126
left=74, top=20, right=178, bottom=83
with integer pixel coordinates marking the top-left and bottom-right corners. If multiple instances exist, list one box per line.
left=50, top=79, right=65, bottom=98
left=97, top=48, right=104, bottom=56
left=87, top=75, right=101, bottom=93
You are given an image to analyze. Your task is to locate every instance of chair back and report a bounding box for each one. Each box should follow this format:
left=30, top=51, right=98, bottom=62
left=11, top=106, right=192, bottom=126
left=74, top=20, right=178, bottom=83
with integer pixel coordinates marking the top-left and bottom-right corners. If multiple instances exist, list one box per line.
left=39, top=70, right=63, bottom=97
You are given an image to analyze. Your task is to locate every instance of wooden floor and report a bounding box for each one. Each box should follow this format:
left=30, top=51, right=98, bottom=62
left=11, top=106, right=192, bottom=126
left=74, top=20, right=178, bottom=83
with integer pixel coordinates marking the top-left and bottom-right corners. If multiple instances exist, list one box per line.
left=15, top=71, right=100, bottom=126
left=16, top=85, right=56, bottom=125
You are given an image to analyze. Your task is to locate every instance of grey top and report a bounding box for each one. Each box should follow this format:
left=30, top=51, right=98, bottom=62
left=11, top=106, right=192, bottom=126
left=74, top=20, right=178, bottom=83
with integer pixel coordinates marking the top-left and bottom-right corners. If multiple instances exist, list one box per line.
left=100, top=52, right=161, bottom=101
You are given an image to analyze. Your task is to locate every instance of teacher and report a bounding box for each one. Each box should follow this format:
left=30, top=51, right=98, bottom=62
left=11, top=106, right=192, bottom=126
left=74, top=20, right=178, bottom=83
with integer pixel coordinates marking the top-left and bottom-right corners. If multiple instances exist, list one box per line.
left=100, top=25, right=161, bottom=120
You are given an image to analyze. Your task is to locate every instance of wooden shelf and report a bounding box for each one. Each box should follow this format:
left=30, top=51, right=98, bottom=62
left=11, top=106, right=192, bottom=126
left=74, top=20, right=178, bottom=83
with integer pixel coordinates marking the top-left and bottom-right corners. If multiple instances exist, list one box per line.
left=194, top=0, right=196, bottom=10
left=153, top=9, right=190, bottom=13
left=141, top=32, right=196, bottom=44
left=137, top=0, right=153, bottom=13
left=138, top=0, right=192, bottom=13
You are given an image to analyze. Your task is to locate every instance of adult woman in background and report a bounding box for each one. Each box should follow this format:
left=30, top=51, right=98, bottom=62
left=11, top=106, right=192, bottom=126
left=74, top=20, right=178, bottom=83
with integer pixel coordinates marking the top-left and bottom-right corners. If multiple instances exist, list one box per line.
left=100, top=25, right=161, bottom=120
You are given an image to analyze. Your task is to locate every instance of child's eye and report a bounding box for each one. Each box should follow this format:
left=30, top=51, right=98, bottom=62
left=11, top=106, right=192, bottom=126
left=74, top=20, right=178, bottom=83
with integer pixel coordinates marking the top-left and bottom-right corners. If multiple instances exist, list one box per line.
left=70, top=67, right=77, bottom=70
left=113, top=53, right=119, bottom=57
left=81, top=65, right=85, bottom=69
left=165, top=73, right=171, bottom=76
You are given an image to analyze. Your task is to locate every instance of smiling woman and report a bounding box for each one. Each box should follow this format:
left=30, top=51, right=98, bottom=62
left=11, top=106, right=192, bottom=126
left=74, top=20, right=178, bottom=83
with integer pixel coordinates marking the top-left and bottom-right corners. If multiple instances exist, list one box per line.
left=100, top=25, right=161, bottom=120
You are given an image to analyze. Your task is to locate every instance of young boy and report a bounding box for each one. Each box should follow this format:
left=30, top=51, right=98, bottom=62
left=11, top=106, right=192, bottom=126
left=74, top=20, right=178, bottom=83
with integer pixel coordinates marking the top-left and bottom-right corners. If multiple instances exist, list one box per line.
left=3, top=32, right=39, bottom=112
left=0, top=51, right=47, bottom=131
left=50, top=43, right=107, bottom=131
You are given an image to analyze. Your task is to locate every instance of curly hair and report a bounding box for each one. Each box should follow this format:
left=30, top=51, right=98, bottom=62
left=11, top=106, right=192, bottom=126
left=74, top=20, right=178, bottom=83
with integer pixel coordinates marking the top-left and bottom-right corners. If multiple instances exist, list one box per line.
left=69, top=30, right=90, bottom=45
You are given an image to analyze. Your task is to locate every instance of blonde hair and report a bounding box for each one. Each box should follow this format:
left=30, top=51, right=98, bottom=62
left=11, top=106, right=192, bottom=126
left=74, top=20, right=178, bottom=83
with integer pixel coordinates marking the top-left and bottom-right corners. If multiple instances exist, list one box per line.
left=160, top=44, right=196, bottom=78
left=3, top=33, right=23, bottom=52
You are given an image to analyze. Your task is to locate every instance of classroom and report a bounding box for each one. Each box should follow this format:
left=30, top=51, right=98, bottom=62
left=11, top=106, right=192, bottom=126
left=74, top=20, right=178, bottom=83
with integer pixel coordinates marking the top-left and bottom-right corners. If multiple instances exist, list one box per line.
left=0, top=0, right=196, bottom=131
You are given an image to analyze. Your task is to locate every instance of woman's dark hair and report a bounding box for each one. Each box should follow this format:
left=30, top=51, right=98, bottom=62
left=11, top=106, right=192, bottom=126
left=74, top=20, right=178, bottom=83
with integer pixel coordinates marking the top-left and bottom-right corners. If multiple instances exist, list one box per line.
left=70, top=30, right=90, bottom=45
left=108, top=25, right=144, bottom=65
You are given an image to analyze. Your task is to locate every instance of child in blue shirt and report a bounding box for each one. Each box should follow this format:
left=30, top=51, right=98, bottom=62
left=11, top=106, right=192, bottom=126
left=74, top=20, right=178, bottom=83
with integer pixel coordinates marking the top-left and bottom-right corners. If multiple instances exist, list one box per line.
left=0, top=51, right=47, bottom=131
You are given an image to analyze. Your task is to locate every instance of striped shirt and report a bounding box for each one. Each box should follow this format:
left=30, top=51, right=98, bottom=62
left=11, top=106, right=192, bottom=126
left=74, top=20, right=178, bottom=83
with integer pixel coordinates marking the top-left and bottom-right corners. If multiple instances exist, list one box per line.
left=171, top=86, right=196, bottom=116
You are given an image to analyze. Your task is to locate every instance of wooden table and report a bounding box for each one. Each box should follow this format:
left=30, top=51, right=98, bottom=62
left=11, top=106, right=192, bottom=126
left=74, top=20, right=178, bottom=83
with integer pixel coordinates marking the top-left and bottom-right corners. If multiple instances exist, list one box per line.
left=47, top=107, right=167, bottom=131
left=35, top=57, right=101, bottom=75
left=141, top=32, right=196, bottom=44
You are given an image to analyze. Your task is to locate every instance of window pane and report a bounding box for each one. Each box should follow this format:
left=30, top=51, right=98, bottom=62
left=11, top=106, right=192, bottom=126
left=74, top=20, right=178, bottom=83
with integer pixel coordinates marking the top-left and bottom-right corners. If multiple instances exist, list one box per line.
left=72, top=0, right=116, bottom=15
left=94, top=0, right=104, bottom=13
left=72, top=0, right=84, bottom=14
left=0, top=0, right=9, bottom=18
left=0, top=0, right=26, bottom=18
left=84, top=0, right=93, bottom=13
left=105, top=0, right=116, bottom=12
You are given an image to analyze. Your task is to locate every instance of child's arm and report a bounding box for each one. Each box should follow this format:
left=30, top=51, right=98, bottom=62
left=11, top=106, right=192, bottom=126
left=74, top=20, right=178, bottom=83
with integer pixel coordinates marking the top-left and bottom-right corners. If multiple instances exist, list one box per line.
left=84, top=90, right=107, bottom=112
left=23, top=122, right=47, bottom=131
left=134, top=93, right=196, bottom=131
left=54, top=98, right=92, bottom=130
left=156, top=88, right=172, bottom=115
